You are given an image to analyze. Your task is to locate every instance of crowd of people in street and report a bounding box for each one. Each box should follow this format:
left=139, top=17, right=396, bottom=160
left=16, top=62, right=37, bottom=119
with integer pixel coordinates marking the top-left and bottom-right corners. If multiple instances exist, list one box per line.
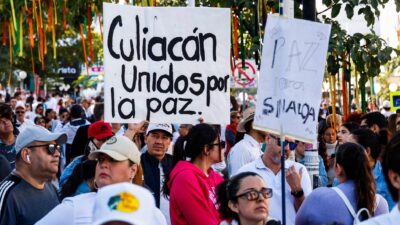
left=0, top=90, right=399, bottom=225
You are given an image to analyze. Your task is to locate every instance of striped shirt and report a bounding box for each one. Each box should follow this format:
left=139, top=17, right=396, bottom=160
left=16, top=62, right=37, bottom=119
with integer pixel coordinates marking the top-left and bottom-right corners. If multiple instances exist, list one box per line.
left=0, top=173, right=59, bottom=225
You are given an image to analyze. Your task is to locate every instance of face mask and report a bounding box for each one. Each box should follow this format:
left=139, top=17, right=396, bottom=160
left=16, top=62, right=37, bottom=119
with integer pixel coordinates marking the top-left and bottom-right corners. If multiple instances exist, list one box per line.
left=261, top=143, right=267, bottom=152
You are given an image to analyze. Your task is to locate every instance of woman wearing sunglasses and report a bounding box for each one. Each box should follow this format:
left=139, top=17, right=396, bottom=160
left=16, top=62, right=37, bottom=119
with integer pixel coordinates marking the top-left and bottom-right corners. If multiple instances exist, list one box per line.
left=163, top=123, right=224, bottom=225
left=217, top=172, right=281, bottom=225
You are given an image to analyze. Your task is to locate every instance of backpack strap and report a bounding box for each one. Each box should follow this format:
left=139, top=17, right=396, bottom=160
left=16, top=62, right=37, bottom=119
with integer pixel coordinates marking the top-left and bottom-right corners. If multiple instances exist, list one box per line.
left=374, top=195, right=380, bottom=212
left=332, top=187, right=357, bottom=218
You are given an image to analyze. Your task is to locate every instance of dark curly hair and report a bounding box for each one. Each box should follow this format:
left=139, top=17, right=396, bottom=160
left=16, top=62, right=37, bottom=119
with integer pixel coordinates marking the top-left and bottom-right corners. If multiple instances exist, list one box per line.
left=0, top=103, right=13, bottom=121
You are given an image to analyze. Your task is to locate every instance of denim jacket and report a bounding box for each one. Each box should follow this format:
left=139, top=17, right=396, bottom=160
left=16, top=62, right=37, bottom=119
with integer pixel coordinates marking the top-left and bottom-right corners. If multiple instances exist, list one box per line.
left=298, top=155, right=328, bottom=187
left=373, top=160, right=396, bottom=209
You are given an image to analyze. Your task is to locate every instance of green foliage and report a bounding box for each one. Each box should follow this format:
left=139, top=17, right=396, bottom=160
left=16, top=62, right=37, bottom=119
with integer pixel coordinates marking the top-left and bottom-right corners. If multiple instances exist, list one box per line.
left=321, top=0, right=400, bottom=27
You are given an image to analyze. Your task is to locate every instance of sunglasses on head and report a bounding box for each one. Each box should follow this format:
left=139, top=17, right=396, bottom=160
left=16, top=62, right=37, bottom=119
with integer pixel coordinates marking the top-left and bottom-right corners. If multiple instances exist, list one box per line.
left=28, top=144, right=60, bottom=155
left=236, top=188, right=273, bottom=201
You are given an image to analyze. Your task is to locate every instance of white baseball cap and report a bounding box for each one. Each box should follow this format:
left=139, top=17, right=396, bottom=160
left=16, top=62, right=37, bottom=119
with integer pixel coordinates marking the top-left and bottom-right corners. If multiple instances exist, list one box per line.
left=15, top=101, right=25, bottom=110
left=382, top=100, right=391, bottom=109
left=92, top=183, right=156, bottom=225
left=89, top=136, right=141, bottom=165
left=146, top=123, right=173, bottom=136
left=15, top=125, right=67, bottom=153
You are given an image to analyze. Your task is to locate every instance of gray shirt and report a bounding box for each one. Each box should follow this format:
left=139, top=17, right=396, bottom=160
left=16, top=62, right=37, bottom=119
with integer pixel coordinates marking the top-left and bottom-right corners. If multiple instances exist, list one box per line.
left=0, top=174, right=60, bottom=225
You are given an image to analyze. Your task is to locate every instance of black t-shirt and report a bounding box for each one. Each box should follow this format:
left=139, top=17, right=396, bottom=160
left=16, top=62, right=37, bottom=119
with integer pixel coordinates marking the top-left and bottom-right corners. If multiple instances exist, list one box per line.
left=0, top=155, right=11, bottom=181
left=0, top=174, right=60, bottom=225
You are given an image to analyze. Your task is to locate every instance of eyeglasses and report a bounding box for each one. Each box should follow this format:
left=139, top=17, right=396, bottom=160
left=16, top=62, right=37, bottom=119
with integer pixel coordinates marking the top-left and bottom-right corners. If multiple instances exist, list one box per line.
left=16, top=111, right=25, bottom=114
left=28, top=144, right=60, bottom=155
left=271, top=136, right=297, bottom=150
left=209, top=141, right=225, bottom=149
left=236, top=188, right=273, bottom=201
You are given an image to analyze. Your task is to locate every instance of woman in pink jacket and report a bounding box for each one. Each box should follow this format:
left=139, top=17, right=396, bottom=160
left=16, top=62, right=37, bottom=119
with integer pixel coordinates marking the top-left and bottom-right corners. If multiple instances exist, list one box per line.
left=164, top=123, right=224, bottom=225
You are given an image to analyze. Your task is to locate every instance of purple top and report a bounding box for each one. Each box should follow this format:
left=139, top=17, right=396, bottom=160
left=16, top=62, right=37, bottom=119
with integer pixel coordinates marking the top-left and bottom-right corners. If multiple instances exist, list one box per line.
left=295, top=181, right=389, bottom=225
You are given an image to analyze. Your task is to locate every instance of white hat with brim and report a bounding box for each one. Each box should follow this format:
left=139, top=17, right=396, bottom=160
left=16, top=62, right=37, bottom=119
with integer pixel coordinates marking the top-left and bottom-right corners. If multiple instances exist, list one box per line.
left=146, top=123, right=173, bottom=136
left=15, top=125, right=67, bottom=153
left=92, top=183, right=156, bottom=225
left=88, top=136, right=141, bottom=165
left=237, top=108, right=255, bottom=133
left=15, top=101, right=25, bottom=110
left=89, top=150, right=128, bottom=161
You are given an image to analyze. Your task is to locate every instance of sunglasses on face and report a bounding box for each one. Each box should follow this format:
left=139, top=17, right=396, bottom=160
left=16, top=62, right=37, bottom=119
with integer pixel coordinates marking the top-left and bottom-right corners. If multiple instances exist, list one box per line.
left=16, top=111, right=25, bottom=114
left=28, top=144, right=60, bottom=155
left=236, top=188, right=273, bottom=201
left=271, top=136, right=297, bottom=150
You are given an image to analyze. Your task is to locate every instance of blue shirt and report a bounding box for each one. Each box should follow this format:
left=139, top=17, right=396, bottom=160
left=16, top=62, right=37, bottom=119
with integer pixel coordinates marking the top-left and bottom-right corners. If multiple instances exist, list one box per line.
left=59, top=155, right=84, bottom=188
left=373, top=161, right=396, bottom=210
left=298, top=155, right=328, bottom=187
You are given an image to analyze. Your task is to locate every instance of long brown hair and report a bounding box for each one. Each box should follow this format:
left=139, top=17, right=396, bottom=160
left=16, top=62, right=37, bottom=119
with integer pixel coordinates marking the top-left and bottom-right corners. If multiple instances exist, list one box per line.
left=336, top=142, right=376, bottom=220
left=132, top=162, right=144, bottom=186
left=318, top=124, right=335, bottom=172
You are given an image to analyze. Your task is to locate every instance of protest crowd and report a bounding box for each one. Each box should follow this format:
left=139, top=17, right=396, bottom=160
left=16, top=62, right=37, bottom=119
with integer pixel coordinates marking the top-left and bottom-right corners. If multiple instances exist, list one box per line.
left=0, top=3, right=400, bottom=225
left=0, top=88, right=399, bottom=225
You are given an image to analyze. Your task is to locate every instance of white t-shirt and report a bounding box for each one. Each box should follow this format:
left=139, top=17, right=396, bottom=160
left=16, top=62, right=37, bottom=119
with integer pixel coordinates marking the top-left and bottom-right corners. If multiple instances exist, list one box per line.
left=159, top=163, right=171, bottom=225
left=359, top=205, right=399, bottom=225
left=35, top=191, right=167, bottom=225
left=228, top=134, right=262, bottom=176
left=237, top=158, right=312, bottom=225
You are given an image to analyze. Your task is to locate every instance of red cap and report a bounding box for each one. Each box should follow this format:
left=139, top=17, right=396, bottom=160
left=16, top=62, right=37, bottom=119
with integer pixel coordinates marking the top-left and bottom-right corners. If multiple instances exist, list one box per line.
left=88, top=121, right=114, bottom=140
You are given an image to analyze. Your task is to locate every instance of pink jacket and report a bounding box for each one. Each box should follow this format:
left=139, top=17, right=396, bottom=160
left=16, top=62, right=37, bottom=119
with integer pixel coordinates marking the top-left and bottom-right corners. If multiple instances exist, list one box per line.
left=168, top=161, right=223, bottom=225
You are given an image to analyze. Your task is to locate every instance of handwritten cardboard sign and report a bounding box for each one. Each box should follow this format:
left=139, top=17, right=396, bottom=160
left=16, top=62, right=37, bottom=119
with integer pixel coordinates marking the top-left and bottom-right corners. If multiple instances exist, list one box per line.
left=103, top=3, right=230, bottom=124
left=254, top=15, right=331, bottom=142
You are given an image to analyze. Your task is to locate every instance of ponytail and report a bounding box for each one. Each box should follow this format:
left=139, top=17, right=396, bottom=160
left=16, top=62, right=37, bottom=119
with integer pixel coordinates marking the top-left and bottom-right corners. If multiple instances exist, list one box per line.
left=162, top=124, right=218, bottom=198
left=336, top=143, right=376, bottom=220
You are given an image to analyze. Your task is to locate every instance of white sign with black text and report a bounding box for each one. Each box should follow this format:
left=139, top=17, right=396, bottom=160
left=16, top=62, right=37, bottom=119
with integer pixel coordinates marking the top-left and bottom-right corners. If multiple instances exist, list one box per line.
left=254, top=15, right=331, bottom=142
left=103, top=3, right=230, bottom=124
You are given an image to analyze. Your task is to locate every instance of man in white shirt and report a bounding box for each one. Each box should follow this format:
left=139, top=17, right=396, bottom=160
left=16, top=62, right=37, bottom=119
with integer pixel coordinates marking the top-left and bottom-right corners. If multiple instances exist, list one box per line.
left=14, top=101, right=34, bottom=131
left=237, top=135, right=312, bottom=225
left=359, top=134, right=400, bottom=225
left=228, top=108, right=266, bottom=176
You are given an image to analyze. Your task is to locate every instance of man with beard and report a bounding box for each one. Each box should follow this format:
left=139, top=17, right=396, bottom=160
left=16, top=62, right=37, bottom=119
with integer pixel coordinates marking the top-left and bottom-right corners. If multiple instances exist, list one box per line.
left=0, top=125, right=67, bottom=225
left=237, top=134, right=312, bottom=225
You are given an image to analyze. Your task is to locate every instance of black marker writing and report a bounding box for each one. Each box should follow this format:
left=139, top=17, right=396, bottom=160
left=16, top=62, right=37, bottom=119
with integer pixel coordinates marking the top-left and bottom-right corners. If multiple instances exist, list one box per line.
left=107, top=15, right=217, bottom=62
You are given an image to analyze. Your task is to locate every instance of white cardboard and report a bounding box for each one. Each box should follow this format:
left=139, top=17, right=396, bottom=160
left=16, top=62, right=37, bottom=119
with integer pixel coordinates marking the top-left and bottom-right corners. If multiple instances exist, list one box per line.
left=103, top=3, right=230, bottom=124
left=254, top=15, right=331, bottom=142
